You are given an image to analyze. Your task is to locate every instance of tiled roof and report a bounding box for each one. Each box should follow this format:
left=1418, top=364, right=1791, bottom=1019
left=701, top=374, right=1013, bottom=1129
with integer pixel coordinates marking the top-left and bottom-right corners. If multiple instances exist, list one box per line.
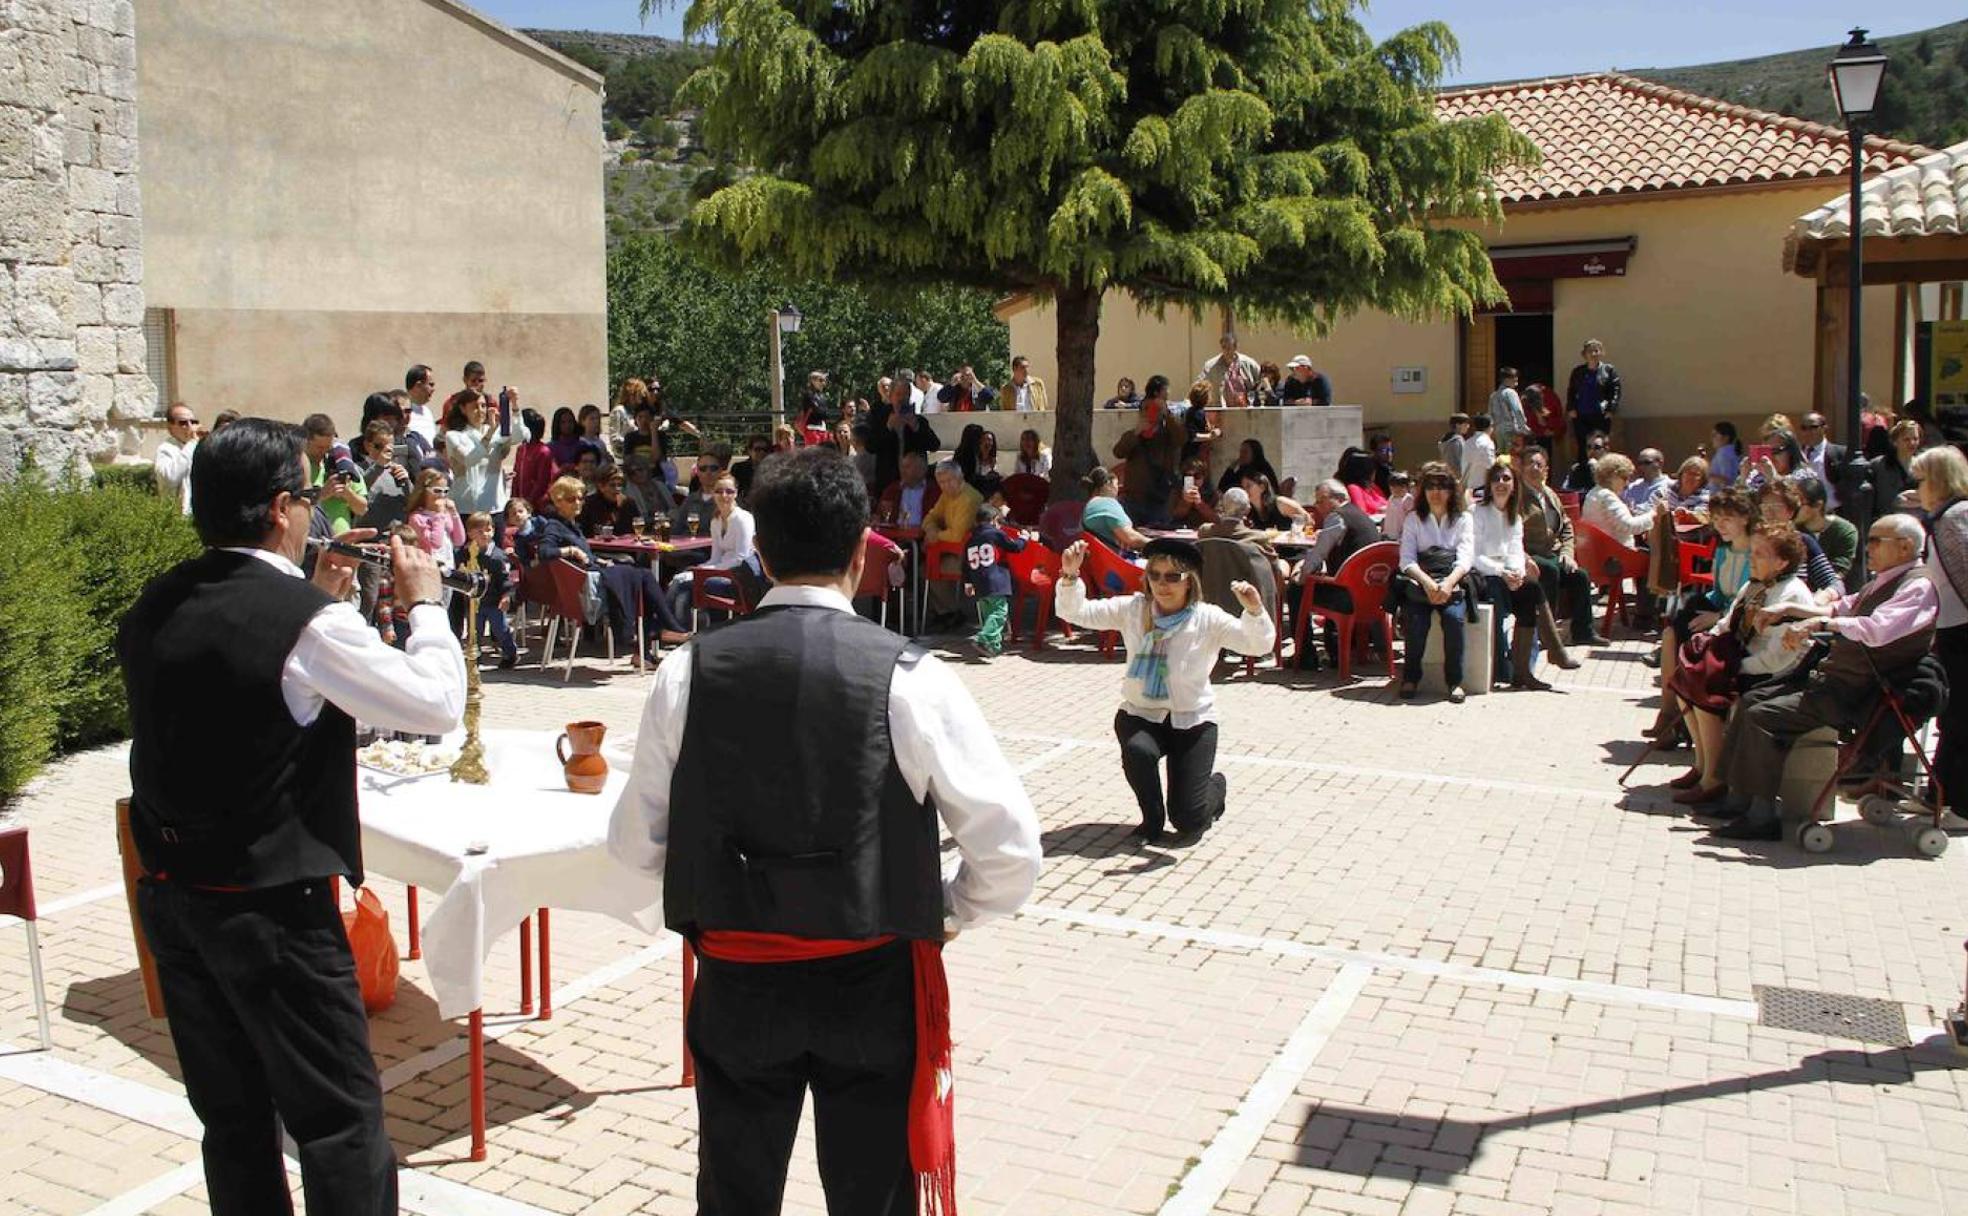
left=1436, top=73, right=1931, bottom=206
left=1785, top=138, right=1968, bottom=271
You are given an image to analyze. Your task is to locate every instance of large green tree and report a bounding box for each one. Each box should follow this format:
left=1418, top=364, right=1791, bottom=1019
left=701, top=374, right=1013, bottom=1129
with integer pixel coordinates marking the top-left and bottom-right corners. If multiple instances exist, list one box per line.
left=648, top=0, right=1533, bottom=492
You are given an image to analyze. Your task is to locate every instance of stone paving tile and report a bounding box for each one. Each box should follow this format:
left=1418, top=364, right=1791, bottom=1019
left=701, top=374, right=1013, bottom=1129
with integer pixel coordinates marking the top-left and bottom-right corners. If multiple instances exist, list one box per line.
left=4, top=624, right=1968, bottom=1213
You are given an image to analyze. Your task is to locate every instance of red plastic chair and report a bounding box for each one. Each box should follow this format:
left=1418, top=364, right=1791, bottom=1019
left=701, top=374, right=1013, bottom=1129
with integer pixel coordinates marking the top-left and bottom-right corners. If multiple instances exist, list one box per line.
left=918, top=540, right=966, bottom=633
left=1004, top=539, right=1068, bottom=649
left=854, top=537, right=903, bottom=630
left=520, top=560, right=606, bottom=682
left=693, top=563, right=757, bottom=619
left=1079, top=537, right=1144, bottom=658
left=1558, top=491, right=1583, bottom=522
left=0, top=827, right=50, bottom=1049
left=1000, top=474, right=1049, bottom=527
left=1676, top=538, right=1716, bottom=592
left=1576, top=522, right=1650, bottom=635
left=1295, top=541, right=1400, bottom=681
left=1039, top=500, right=1084, bottom=552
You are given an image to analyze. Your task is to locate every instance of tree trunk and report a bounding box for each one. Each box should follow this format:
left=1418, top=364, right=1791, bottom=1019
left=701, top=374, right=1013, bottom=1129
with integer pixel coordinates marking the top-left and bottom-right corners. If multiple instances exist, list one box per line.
left=1048, top=282, right=1102, bottom=502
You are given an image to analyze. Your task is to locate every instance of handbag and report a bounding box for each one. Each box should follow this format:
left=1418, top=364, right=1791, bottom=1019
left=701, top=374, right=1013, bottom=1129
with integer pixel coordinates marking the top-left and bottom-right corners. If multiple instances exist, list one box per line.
left=1669, top=629, right=1745, bottom=713
left=1391, top=545, right=1460, bottom=610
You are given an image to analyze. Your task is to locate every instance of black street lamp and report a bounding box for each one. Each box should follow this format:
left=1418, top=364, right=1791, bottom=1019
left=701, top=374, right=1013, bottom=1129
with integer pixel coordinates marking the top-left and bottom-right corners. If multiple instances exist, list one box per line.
left=1827, top=28, right=1888, bottom=450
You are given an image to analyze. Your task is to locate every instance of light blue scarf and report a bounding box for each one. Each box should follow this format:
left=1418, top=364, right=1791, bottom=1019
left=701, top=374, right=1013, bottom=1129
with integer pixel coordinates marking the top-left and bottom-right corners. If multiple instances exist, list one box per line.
left=1126, top=606, right=1194, bottom=701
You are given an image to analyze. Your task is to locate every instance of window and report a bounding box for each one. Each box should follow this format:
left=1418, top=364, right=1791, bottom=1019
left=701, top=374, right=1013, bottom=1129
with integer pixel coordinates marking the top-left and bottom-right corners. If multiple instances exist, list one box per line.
left=143, top=308, right=177, bottom=413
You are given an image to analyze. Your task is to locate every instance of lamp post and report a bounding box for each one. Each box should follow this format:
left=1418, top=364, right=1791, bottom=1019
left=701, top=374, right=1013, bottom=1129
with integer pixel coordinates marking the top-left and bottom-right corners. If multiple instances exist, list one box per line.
left=1827, top=28, right=1888, bottom=449
left=767, top=302, right=802, bottom=428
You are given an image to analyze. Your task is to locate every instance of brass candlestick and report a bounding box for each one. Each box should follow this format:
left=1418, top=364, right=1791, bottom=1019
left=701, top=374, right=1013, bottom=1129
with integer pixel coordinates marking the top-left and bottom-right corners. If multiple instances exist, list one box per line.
left=450, top=588, right=490, bottom=785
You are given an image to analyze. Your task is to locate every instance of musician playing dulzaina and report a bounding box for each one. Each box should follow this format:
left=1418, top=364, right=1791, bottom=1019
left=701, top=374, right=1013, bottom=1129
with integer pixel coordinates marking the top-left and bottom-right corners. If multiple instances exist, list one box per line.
left=609, top=447, right=1042, bottom=1215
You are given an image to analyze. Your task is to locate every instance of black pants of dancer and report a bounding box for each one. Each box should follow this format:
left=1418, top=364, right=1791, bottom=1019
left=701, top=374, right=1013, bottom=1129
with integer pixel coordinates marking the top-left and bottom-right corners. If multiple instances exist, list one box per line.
left=1934, top=626, right=1968, bottom=813
left=688, top=941, right=916, bottom=1216
left=136, top=878, right=396, bottom=1216
left=1115, top=710, right=1222, bottom=835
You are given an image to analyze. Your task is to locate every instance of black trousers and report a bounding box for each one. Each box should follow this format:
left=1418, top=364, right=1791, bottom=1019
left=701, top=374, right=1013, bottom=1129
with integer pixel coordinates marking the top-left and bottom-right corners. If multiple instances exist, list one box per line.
left=1478, top=574, right=1545, bottom=681
left=1935, top=626, right=1968, bottom=813
left=136, top=878, right=396, bottom=1216
left=1529, top=554, right=1596, bottom=641
left=689, top=941, right=916, bottom=1216
left=1114, top=710, right=1222, bottom=835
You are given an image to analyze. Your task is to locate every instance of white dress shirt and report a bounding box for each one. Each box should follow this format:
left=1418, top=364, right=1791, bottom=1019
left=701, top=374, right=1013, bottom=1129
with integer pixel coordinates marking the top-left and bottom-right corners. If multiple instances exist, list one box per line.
left=607, top=585, right=1042, bottom=931
left=1802, top=441, right=1840, bottom=510
left=1053, top=579, right=1276, bottom=729
left=707, top=506, right=756, bottom=568
left=1398, top=510, right=1475, bottom=581
left=1469, top=503, right=1526, bottom=578
left=1460, top=432, right=1497, bottom=490
left=153, top=437, right=196, bottom=515
left=1015, top=451, right=1052, bottom=478
left=222, top=547, right=466, bottom=733
left=405, top=404, right=438, bottom=446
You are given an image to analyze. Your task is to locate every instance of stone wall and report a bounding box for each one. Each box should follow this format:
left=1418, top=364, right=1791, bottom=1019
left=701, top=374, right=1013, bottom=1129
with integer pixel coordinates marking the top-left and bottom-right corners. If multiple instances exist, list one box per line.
left=0, top=0, right=150, bottom=482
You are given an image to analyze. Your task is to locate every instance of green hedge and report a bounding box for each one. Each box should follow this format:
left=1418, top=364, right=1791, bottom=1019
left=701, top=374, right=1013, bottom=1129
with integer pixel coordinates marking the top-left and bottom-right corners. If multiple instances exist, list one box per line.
left=0, top=475, right=201, bottom=805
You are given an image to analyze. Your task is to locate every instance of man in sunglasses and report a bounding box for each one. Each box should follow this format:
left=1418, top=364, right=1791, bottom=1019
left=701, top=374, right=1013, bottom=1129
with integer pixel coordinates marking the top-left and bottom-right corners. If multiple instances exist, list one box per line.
left=154, top=402, right=201, bottom=514
left=118, top=418, right=465, bottom=1213
left=1795, top=412, right=1850, bottom=515
left=1708, top=515, right=1937, bottom=841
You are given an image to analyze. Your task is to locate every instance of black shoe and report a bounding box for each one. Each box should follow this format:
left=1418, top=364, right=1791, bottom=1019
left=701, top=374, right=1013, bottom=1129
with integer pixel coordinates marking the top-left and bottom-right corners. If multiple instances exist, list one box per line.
left=1639, top=650, right=1661, bottom=669
left=1712, top=818, right=1781, bottom=840
left=1690, top=800, right=1743, bottom=819
left=1211, top=773, right=1227, bottom=823
left=1167, top=827, right=1207, bottom=848
left=497, top=652, right=518, bottom=669
left=1127, top=822, right=1167, bottom=845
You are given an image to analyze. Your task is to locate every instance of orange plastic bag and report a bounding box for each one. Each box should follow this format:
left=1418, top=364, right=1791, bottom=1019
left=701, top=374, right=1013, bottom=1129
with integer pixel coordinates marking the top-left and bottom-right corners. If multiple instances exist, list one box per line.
left=342, top=887, right=400, bottom=1014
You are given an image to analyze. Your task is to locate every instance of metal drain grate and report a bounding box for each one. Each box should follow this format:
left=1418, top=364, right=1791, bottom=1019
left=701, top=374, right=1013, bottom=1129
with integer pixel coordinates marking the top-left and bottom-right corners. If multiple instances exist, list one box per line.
left=1753, top=985, right=1909, bottom=1046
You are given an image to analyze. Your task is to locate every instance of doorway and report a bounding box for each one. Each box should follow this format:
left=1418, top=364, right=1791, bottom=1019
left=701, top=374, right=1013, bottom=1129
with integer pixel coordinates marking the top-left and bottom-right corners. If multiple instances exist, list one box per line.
left=1494, top=312, right=1554, bottom=397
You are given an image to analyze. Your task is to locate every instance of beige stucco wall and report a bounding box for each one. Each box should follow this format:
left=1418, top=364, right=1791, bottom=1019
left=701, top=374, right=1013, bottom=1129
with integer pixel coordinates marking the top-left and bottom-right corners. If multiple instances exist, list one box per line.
left=135, top=0, right=606, bottom=434
left=1005, top=182, right=1898, bottom=476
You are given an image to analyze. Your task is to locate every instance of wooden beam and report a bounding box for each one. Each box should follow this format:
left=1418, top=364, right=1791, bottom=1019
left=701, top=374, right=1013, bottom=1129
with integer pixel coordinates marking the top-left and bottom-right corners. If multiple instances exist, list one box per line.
left=1825, top=259, right=1968, bottom=287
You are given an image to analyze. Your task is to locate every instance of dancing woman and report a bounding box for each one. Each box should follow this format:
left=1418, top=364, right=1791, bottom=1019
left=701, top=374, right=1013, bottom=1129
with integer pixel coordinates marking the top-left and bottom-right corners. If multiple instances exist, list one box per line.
left=1054, top=536, right=1275, bottom=844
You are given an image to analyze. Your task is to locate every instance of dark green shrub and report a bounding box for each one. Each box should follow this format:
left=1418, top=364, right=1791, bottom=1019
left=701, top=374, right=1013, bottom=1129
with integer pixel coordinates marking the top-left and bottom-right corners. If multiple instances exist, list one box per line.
left=0, top=475, right=200, bottom=804
left=93, top=463, right=156, bottom=494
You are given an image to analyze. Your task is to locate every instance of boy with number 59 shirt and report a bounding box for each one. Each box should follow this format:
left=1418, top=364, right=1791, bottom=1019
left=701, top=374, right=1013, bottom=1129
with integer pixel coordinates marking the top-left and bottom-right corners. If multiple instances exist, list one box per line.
left=963, top=503, right=1026, bottom=657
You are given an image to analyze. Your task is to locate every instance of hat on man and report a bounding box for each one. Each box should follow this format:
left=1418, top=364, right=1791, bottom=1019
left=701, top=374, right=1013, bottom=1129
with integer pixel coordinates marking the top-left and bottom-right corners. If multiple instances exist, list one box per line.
left=1287, top=355, right=1313, bottom=369
left=1142, top=537, right=1203, bottom=570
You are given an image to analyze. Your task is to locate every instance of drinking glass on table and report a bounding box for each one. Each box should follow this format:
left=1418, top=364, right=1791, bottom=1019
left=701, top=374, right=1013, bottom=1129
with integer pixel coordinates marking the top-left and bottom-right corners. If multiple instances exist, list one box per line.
left=599, top=523, right=615, bottom=540
left=632, top=515, right=647, bottom=540
left=687, top=510, right=702, bottom=537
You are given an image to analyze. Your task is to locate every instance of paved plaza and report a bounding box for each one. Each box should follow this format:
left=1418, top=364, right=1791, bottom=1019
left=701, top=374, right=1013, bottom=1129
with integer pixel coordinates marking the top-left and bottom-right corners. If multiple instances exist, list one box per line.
left=5, top=630, right=1968, bottom=1215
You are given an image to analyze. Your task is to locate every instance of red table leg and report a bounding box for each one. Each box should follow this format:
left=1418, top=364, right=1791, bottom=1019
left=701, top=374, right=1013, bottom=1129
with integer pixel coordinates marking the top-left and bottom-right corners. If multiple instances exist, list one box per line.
left=468, top=1008, right=486, bottom=1162
left=406, top=886, right=421, bottom=960
left=681, top=940, right=696, bottom=1088
left=518, top=917, right=533, bottom=1016
left=536, top=908, right=552, bottom=1021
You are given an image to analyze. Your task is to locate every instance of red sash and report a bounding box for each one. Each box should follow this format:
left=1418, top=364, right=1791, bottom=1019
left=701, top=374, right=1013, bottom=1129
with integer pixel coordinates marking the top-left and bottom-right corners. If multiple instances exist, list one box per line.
left=696, top=931, right=957, bottom=1216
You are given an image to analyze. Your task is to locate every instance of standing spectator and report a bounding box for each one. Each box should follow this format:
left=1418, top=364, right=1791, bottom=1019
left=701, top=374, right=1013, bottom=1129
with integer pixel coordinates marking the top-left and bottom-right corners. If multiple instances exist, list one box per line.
left=1795, top=412, right=1848, bottom=513
left=302, top=413, right=366, bottom=537
left=963, top=503, right=1027, bottom=656
left=1438, top=412, right=1470, bottom=475
left=578, top=404, right=611, bottom=461
left=1709, top=421, right=1746, bottom=490
left=546, top=408, right=587, bottom=469
left=1380, top=471, right=1414, bottom=542
left=444, top=389, right=525, bottom=518
left=794, top=370, right=832, bottom=445
left=511, top=407, right=556, bottom=511
left=732, top=433, right=773, bottom=504
left=209, top=408, right=241, bottom=435
left=1113, top=375, right=1187, bottom=527
left=1520, top=448, right=1602, bottom=645
left=1102, top=376, right=1141, bottom=410
left=1397, top=462, right=1475, bottom=703
left=355, top=419, right=412, bottom=532
left=936, top=365, right=984, bottom=412
left=1460, top=415, right=1497, bottom=492
left=1912, top=446, right=1968, bottom=821
left=1564, top=338, right=1621, bottom=457
left=1488, top=367, right=1529, bottom=454
left=154, top=402, right=199, bottom=514
left=1523, top=383, right=1563, bottom=454
left=1622, top=449, right=1671, bottom=512
left=1253, top=361, right=1283, bottom=408
left=459, top=512, right=519, bottom=668
left=1000, top=355, right=1050, bottom=413
left=460, top=360, right=489, bottom=404
left=1202, top=333, right=1262, bottom=408
left=1369, top=433, right=1397, bottom=496
left=404, top=363, right=440, bottom=445
left=1869, top=419, right=1925, bottom=516
left=405, top=468, right=464, bottom=568
left=1277, top=355, right=1333, bottom=407
left=911, top=368, right=943, bottom=413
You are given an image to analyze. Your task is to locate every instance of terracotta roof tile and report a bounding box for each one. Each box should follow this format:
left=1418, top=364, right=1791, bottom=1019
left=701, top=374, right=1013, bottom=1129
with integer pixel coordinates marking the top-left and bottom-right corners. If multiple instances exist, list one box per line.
left=1436, top=73, right=1931, bottom=205
left=1785, top=138, right=1968, bottom=273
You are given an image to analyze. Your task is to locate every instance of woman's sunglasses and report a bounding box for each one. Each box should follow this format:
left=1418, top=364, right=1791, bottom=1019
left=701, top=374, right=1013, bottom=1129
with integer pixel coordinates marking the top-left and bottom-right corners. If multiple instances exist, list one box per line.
left=1146, top=570, right=1189, bottom=585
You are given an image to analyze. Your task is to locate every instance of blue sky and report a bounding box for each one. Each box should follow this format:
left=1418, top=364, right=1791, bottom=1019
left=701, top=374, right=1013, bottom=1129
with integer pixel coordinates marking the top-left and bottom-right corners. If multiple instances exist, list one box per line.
left=473, top=2, right=1960, bottom=86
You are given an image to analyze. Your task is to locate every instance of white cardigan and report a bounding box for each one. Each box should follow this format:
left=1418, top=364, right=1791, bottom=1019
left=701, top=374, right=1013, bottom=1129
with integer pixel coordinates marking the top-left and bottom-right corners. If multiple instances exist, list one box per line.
left=1470, top=503, right=1526, bottom=578
left=1054, top=578, right=1275, bottom=729
left=1713, top=574, right=1815, bottom=678
left=1583, top=486, right=1653, bottom=547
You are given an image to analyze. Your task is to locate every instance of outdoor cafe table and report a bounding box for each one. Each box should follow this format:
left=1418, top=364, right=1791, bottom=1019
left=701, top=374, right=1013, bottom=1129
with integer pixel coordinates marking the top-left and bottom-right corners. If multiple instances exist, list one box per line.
left=358, top=728, right=663, bottom=1160
left=588, top=533, right=714, bottom=569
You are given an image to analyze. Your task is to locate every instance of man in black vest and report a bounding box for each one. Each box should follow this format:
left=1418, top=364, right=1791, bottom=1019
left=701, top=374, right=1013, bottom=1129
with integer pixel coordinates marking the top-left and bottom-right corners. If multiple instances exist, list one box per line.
left=1711, top=515, right=1938, bottom=841
left=609, top=447, right=1041, bottom=1216
left=118, top=418, right=466, bottom=1215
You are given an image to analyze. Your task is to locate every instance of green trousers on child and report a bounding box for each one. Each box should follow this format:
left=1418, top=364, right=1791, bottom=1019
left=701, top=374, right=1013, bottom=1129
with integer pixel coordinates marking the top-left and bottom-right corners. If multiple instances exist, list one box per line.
left=972, top=595, right=1009, bottom=654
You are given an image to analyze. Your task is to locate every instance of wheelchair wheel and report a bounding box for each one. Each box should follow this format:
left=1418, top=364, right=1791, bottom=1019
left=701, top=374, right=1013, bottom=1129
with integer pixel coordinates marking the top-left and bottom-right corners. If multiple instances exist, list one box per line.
left=1858, top=794, right=1900, bottom=826
left=1913, top=825, right=1949, bottom=858
left=1797, top=821, right=1835, bottom=854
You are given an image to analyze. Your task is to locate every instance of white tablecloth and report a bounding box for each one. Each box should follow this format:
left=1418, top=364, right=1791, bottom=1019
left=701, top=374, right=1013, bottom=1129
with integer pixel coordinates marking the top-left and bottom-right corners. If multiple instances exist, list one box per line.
left=358, top=729, right=662, bottom=1018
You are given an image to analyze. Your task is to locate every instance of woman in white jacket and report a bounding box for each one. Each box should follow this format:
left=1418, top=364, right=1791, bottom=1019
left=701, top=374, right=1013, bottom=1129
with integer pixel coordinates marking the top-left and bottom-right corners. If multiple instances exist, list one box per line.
left=1582, top=452, right=1655, bottom=547
left=443, top=390, right=527, bottom=518
left=1471, top=460, right=1575, bottom=690
left=1055, top=536, right=1274, bottom=845
left=1669, top=523, right=1815, bottom=805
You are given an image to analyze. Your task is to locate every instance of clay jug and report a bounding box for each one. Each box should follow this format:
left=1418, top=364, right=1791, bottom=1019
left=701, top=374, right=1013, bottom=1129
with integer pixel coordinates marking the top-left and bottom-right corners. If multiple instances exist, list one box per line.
left=555, top=721, right=609, bottom=794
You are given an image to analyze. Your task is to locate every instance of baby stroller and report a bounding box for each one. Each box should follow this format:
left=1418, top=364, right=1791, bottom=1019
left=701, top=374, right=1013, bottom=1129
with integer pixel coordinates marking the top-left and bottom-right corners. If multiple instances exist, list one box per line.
left=1798, top=646, right=1950, bottom=857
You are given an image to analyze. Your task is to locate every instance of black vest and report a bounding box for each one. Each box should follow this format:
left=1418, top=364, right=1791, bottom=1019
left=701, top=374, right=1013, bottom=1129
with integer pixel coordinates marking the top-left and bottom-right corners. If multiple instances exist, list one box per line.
left=118, top=550, right=361, bottom=887
left=1816, top=568, right=1935, bottom=690
left=1326, top=503, right=1381, bottom=575
left=664, top=605, right=943, bottom=941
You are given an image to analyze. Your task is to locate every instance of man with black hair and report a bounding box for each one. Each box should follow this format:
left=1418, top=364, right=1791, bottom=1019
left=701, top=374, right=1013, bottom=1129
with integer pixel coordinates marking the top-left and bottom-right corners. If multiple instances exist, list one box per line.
left=119, top=418, right=465, bottom=1215
left=462, top=359, right=487, bottom=397
left=404, top=363, right=439, bottom=445
left=610, top=446, right=1041, bottom=1216
left=1114, top=374, right=1187, bottom=527
left=302, top=412, right=365, bottom=536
